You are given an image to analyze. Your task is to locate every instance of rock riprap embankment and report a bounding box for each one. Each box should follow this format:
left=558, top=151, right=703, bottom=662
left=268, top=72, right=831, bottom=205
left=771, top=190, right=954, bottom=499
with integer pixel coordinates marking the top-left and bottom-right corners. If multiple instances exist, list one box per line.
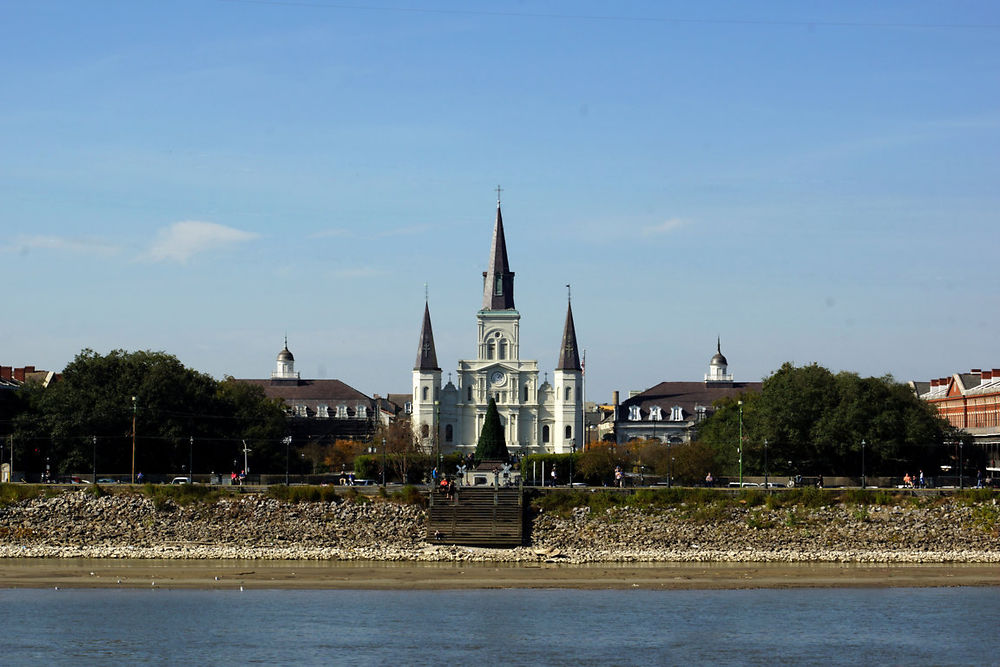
left=1, top=490, right=998, bottom=562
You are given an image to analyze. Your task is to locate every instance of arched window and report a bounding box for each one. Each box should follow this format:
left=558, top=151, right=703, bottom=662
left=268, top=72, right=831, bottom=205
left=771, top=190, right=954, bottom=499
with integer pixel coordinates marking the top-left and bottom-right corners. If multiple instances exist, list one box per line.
left=499, top=340, right=507, bottom=359
left=565, top=386, right=572, bottom=401
left=445, top=424, right=453, bottom=442
left=523, top=385, right=528, bottom=402
left=495, top=277, right=503, bottom=295
left=420, top=424, right=429, bottom=438
left=542, top=425, right=550, bottom=443
left=486, top=342, right=495, bottom=360
left=422, top=386, right=429, bottom=401
left=565, top=425, right=572, bottom=439
left=467, top=386, right=473, bottom=401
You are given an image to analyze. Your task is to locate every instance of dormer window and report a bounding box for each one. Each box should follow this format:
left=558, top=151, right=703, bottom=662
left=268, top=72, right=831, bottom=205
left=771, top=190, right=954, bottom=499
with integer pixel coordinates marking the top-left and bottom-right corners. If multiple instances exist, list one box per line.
left=404, top=401, right=412, bottom=414
left=670, top=405, right=684, bottom=421
left=293, top=404, right=308, bottom=417
left=357, top=405, right=367, bottom=419
left=649, top=406, right=662, bottom=421
left=495, top=277, right=503, bottom=295
left=336, top=405, right=348, bottom=418
left=628, top=405, right=641, bottom=421
left=317, top=404, right=329, bottom=418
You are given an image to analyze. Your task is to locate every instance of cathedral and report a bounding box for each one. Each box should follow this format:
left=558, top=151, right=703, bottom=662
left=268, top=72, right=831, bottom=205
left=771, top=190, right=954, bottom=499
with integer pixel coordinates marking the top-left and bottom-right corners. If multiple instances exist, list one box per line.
left=411, top=197, right=583, bottom=455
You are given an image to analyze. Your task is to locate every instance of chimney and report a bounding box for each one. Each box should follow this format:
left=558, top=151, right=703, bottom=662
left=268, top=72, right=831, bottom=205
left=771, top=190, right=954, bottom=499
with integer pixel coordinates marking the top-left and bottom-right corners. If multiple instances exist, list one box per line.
left=612, top=390, right=619, bottom=407
left=993, top=368, right=1000, bottom=376
left=983, top=371, right=993, bottom=381
left=930, top=379, right=939, bottom=387
left=13, top=367, right=25, bottom=382
left=0, top=366, right=10, bottom=380
left=971, top=368, right=982, bottom=374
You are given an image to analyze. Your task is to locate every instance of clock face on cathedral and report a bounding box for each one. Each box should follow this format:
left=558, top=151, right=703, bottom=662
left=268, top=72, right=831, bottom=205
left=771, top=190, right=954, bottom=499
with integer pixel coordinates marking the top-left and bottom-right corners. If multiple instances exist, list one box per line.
left=489, top=370, right=507, bottom=386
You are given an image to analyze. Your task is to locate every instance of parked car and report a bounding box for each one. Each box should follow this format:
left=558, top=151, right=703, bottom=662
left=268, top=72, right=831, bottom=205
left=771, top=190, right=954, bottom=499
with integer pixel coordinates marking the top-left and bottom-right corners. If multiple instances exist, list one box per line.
left=96, top=478, right=119, bottom=484
left=170, top=476, right=191, bottom=485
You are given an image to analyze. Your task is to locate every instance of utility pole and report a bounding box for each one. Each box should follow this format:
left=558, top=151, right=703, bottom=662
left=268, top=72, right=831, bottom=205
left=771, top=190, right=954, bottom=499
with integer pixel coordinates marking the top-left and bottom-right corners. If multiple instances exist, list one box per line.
left=92, top=436, right=97, bottom=484
left=381, top=437, right=387, bottom=488
left=189, top=435, right=193, bottom=482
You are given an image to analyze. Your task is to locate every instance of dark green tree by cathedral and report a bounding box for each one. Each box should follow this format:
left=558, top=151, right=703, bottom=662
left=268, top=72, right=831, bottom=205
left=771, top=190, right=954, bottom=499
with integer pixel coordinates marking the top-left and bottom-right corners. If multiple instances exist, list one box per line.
left=474, top=397, right=509, bottom=462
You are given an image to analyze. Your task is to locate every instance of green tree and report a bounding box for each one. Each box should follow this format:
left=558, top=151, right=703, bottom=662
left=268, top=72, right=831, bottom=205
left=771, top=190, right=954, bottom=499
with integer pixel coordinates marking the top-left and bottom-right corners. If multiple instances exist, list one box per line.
left=11, top=349, right=285, bottom=478
left=475, top=397, right=509, bottom=461
left=695, top=362, right=951, bottom=477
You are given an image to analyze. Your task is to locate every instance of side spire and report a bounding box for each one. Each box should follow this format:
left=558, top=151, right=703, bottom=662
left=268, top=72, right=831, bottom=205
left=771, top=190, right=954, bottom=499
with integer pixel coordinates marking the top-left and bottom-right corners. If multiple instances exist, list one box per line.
left=414, top=301, right=440, bottom=371
left=556, top=297, right=581, bottom=371
left=482, top=192, right=515, bottom=310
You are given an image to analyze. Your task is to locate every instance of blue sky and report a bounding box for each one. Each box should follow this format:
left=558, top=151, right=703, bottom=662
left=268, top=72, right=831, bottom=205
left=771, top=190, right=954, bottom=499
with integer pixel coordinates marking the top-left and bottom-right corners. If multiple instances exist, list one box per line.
left=2, top=0, right=998, bottom=401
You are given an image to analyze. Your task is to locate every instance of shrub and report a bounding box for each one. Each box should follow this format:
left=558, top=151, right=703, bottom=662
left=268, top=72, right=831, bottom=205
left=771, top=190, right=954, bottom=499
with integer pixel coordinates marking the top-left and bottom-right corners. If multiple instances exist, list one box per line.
left=390, top=485, right=426, bottom=507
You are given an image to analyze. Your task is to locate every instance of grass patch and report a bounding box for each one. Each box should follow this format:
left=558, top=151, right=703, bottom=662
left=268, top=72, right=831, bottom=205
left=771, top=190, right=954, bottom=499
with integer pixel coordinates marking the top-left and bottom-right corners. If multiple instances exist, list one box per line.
left=746, top=509, right=775, bottom=530
left=0, top=483, right=47, bottom=506
left=139, top=483, right=229, bottom=509
left=971, top=503, right=1000, bottom=535
left=955, top=488, right=998, bottom=505
left=267, top=485, right=343, bottom=504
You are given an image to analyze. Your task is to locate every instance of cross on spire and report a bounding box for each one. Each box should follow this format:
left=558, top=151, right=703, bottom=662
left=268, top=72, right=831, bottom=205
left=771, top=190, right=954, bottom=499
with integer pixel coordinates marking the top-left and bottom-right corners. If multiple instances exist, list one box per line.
left=495, top=184, right=503, bottom=205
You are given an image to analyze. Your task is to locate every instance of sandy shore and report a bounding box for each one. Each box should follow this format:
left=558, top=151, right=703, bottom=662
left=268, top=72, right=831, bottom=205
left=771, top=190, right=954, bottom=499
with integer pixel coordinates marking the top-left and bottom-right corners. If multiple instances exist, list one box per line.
left=2, top=559, right=999, bottom=590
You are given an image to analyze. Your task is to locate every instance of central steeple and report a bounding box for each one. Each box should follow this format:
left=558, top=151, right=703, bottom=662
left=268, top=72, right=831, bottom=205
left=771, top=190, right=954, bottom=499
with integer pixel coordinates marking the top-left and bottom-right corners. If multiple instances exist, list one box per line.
left=482, top=189, right=516, bottom=311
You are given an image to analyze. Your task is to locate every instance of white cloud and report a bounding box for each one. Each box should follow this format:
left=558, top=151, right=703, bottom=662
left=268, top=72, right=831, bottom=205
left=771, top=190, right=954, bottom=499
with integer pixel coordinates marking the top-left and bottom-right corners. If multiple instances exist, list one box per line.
left=146, top=220, right=258, bottom=263
left=3, top=235, right=121, bottom=257
left=641, top=218, right=688, bottom=236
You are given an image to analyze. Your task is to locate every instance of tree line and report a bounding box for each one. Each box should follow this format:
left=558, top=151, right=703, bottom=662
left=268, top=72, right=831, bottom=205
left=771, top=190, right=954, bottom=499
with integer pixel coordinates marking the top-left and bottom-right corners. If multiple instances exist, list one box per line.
left=0, top=352, right=972, bottom=483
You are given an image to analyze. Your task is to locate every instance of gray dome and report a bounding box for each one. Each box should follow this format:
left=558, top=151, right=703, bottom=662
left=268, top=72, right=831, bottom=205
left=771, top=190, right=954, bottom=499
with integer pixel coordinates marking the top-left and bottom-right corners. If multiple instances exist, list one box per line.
left=277, top=346, right=294, bottom=362
left=710, top=338, right=727, bottom=366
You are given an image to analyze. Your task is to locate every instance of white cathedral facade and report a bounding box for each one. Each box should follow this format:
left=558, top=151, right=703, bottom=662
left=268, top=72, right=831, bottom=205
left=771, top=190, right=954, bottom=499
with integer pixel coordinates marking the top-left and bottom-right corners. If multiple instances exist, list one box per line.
left=411, top=199, right=583, bottom=455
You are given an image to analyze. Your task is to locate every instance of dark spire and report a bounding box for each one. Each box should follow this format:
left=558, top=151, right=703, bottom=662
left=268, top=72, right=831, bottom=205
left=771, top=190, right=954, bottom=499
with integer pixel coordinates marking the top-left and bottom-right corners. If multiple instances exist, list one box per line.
left=556, top=298, right=581, bottom=371
left=414, top=301, right=440, bottom=371
left=482, top=197, right=515, bottom=310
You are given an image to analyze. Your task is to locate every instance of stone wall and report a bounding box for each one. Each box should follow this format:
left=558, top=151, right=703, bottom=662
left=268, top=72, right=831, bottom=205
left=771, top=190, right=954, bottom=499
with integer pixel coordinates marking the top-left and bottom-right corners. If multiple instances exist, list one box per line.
left=0, top=489, right=998, bottom=563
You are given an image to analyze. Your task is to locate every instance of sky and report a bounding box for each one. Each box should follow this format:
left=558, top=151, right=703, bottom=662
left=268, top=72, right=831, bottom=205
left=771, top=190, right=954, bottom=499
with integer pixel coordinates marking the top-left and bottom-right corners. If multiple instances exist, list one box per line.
left=2, top=0, right=998, bottom=402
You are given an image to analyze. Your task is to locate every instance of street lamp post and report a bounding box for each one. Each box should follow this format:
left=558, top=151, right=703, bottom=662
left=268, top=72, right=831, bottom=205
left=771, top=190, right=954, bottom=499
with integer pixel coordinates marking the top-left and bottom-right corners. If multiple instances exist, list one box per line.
left=283, top=436, right=292, bottom=485
left=667, top=440, right=672, bottom=488
left=131, top=396, right=137, bottom=484
left=381, top=437, right=387, bottom=489
left=737, top=400, right=744, bottom=487
left=92, top=436, right=97, bottom=484
left=569, top=440, right=576, bottom=487
left=189, top=435, right=193, bottom=482
left=861, top=439, right=866, bottom=489
left=960, top=440, right=964, bottom=490
left=763, top=438, right=768, bottom=491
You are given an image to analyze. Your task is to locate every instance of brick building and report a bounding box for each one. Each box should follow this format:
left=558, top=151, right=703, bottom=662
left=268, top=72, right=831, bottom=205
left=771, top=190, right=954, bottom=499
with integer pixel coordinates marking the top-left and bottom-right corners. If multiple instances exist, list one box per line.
left=910, top=368, right=1000, bottom=469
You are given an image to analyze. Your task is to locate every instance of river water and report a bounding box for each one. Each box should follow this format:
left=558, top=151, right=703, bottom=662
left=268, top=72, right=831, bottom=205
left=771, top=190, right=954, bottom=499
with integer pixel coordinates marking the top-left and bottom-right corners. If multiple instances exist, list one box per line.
left=2, top=586, right=998, bottom=665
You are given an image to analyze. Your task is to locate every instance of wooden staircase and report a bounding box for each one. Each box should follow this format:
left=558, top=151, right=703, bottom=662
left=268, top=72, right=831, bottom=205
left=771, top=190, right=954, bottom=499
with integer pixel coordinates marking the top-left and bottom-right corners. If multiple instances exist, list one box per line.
left=426, top=486, right=525, bottom=547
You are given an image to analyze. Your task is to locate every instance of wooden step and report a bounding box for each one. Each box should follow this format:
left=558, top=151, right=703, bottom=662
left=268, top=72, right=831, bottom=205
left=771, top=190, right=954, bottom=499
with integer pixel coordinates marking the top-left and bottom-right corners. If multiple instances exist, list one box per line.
left=426, top=487, right=525, bottom=547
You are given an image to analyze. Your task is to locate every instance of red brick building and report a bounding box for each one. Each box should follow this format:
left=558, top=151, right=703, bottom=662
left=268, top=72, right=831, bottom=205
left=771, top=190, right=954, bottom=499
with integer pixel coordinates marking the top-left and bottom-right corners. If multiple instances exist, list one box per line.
left=910, top=368, right=1000, bottom=468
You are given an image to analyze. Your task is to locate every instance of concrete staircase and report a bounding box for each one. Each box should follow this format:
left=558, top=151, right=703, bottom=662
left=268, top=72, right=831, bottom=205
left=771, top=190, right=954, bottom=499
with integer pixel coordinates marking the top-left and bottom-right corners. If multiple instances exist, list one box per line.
left=426, top=487, right=525, bottom=547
